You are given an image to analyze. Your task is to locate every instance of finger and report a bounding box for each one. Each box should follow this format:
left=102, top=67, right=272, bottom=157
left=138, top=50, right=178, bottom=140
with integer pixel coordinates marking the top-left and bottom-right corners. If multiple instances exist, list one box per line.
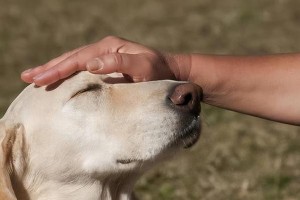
left=32, top=44, right=108, bottom=86
left=86, top=53, right=153, bottom=82
left=41, top=45, right=91, bottom=71
left=21, top=45, right=90, bottom=83
left=21, top=65, right=52, bottom=83
left=31, top=36, right=131, bottom=86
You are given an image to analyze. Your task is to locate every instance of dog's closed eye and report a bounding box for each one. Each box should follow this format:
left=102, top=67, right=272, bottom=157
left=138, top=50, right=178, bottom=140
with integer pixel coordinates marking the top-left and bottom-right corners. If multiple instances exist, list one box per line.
left=70, top=84, right=102, bottom=99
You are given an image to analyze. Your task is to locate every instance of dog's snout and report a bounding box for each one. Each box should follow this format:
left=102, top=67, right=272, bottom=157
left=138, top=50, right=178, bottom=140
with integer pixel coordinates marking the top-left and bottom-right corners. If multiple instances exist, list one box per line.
left=169, top=83, right=202, bottom=115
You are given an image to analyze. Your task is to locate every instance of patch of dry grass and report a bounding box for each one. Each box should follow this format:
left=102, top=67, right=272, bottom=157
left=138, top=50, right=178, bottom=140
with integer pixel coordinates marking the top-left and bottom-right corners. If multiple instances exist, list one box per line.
left=0, top=0, right=299, bottom=199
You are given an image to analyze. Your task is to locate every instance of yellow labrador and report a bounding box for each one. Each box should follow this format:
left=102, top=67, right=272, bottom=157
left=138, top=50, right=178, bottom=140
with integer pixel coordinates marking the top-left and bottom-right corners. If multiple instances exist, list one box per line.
left=0, top=72, right=202, bottom=200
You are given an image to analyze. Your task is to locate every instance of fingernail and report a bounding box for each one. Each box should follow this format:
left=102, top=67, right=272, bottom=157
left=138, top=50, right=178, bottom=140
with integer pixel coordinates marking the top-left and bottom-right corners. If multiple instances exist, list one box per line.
left=22, top=68, right=33, bottom=74
left=87, top=58, right=104, bottom=72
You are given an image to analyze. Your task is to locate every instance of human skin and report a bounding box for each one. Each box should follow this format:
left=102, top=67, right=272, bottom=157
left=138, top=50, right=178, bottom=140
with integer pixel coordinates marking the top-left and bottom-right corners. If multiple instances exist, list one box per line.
left=21, top=36, right=300, bottom=125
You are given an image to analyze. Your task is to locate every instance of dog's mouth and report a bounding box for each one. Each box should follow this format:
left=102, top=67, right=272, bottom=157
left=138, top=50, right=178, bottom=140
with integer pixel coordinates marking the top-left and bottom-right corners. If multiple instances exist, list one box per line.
left=116, top=116, right=201, bottom=165
left=116, top=159, right=143, bottom=164
left=178, top=116, right=201, bottom=148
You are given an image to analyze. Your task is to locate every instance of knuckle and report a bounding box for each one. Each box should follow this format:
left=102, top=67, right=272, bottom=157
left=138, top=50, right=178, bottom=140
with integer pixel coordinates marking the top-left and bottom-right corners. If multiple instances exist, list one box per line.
left=102, top=35, right=120, bottom=42
left=54, top=69, right=62, bottom=80
left=111, top=53, right=122, bottom=68
left=56, top=67, right=68, bottom=80
left=101, top=35, right=124, bottom=48
left=71, top=53, right=81, bottom=70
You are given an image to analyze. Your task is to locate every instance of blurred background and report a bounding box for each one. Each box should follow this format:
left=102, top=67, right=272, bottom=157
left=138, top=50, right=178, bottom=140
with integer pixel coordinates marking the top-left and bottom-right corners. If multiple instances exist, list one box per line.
left=0, top=0, right=299, bottom=199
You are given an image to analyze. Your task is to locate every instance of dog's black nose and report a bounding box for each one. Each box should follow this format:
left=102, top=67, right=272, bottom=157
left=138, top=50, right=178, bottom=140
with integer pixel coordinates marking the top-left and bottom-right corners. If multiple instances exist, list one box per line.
left=169, top=83, right=202, bottom=116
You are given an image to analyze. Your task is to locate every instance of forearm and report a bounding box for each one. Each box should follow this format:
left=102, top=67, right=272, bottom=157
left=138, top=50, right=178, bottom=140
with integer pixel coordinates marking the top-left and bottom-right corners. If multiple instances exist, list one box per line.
left=176, top=53, right=300, bottom=125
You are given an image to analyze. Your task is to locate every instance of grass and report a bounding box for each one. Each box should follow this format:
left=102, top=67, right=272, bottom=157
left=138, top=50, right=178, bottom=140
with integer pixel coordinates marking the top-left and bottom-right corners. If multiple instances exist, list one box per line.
left=0, top=0, right=299, bottom=199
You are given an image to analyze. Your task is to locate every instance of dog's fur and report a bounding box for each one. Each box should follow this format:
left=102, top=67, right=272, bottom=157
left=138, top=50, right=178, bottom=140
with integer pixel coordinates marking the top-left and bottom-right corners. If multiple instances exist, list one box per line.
left=0, top=72, right=201, bottom=200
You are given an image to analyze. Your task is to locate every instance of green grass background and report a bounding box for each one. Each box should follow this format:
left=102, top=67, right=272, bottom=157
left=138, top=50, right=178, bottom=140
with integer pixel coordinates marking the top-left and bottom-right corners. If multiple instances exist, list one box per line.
left=0, top=0, right=299, bottom=199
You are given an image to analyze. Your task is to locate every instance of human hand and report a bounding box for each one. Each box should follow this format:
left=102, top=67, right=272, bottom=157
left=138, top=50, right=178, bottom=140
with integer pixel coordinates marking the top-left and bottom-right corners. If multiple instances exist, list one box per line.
left=21, top=36, right=190, bottom=86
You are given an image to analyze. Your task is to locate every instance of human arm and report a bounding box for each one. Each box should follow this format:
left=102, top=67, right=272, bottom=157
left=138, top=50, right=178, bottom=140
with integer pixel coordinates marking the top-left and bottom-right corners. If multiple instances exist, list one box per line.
left=187, top=54, right=300, bottom=125
left=21, top=36, right=300, bottom=125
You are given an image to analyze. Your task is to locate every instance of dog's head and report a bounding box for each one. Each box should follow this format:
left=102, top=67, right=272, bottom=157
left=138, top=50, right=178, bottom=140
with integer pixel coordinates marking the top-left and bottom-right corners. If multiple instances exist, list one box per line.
left=0, top=72, right=202, bottom=198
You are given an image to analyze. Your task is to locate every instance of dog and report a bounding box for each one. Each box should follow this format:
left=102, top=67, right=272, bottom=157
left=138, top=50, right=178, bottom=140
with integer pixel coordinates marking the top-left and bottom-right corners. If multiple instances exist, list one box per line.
left=0, top=71, right=202, bottom=200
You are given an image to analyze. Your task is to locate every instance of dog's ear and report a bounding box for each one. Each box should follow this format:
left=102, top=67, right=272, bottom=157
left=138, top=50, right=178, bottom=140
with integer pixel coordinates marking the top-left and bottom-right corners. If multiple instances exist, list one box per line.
left=0, top=122, right=25, bottom=200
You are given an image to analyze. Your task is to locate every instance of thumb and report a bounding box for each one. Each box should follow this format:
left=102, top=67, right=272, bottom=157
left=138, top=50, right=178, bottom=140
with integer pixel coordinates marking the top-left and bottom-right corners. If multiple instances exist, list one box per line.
left=86, top=53, right=152, bottom=79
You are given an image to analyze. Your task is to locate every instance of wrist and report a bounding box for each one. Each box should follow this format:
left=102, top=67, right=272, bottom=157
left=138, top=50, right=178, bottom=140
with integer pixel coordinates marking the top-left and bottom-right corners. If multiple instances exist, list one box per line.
left=164, top=53, right=192, bottom=81
left=189, top=54, right=226, bottom=103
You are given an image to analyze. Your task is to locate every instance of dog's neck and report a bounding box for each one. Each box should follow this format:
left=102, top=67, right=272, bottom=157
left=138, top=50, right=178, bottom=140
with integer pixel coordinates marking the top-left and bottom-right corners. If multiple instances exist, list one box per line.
left=12, top=170, right=139, bottom=200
